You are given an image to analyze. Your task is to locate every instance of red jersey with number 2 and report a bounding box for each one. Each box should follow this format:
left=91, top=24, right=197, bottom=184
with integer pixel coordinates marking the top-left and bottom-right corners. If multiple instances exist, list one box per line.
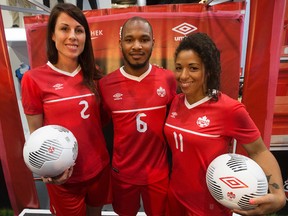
left=21, top=63, right=110, bottom=183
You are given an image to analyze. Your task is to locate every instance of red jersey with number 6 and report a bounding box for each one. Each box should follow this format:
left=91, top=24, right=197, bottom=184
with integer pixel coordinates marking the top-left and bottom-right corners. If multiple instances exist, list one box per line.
left=99, top=64, right=177, bottom=185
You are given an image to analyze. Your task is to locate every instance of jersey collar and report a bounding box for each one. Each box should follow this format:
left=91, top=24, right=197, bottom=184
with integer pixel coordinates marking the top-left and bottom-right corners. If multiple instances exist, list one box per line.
left=120, top=64, right=152, bottom=82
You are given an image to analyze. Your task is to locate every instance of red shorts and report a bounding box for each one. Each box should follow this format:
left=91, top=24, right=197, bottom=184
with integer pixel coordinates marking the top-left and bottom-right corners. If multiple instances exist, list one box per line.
left=166, top=189, right=192, bottom=216
left=166, top=189, right=232, bottom=216
left=112, top=177, right=169, bottom=216
left=47, top=165, right=112, bottom=216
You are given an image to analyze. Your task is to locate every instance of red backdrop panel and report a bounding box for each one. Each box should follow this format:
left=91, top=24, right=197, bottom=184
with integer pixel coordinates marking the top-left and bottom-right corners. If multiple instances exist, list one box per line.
left=241, top=0, right=286, bottom=147
left=24, top=2, right=244, bottom=100
left=0, top=10, right=39, bottom=215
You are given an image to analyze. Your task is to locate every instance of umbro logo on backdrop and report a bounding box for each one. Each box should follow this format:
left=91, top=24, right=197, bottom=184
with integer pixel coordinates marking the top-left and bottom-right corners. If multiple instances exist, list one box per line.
left=172, top=22, right=198, bottom=41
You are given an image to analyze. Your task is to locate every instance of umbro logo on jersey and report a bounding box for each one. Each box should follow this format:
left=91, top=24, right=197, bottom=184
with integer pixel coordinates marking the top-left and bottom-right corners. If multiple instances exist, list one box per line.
left=170, top=112, right=178, bottom=118
left=157, top=87, right=166, bottom=97
left=53, top=83, right=64, bottom=90
left=113, top=93, right=123, bottom=100
left=197, top=116, right=210, bottom=128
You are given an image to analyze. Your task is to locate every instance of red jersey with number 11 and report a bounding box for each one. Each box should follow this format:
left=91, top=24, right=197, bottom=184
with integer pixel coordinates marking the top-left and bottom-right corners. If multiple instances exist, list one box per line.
left=164, top=93, right=260, bottom=215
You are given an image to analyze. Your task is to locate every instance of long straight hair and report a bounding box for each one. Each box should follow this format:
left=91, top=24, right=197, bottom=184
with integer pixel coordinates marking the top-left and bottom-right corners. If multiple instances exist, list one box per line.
left=46, top=3, right=101, bottom=95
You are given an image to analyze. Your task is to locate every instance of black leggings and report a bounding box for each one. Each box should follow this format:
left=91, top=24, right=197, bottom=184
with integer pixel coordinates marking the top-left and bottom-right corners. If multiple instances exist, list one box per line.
left=77, top=0, right=98, bottom=10
left=43, top=0, right=64, bottom=8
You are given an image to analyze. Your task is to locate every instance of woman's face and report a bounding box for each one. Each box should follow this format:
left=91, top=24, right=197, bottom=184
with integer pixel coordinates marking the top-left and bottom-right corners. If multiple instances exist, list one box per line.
left=175, top=49, right=206, bottom=104
left=52, top=12, right=86, bottom=65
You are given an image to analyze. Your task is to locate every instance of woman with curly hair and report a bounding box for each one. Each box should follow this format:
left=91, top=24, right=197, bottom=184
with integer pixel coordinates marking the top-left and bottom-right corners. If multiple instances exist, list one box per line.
left=164, top=32, right=285, bottom=216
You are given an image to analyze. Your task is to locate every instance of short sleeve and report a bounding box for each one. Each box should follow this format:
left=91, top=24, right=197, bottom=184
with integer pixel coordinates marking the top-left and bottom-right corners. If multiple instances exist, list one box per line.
left=226, top=102, right=261, bottom=145
left=21, top=72, right=43, bottom=115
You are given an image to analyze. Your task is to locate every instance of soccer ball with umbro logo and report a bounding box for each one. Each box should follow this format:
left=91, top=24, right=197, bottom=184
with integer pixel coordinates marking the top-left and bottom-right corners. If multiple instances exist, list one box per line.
left=23, top=125, right=78, bottom=177
left=206, top=153, right=268, bottom=210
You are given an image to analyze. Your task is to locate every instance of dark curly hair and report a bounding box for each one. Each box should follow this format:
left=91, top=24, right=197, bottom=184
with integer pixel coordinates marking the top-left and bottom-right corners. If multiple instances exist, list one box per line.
left=46, top=3, right=101, bottom=95
left=174, top=32, right=221, bottom=100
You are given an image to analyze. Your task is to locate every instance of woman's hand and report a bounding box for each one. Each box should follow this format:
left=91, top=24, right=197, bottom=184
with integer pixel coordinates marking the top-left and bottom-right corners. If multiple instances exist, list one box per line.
left=232, top=193, right=286, bottom=215
left=237, top=138, right=287, bottom=215
left=41, top=165, right=74, bottom=185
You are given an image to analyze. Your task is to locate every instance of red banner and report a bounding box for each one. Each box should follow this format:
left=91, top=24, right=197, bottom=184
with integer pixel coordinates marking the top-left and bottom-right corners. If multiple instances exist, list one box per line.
left=242, top=0, right=286, bottom=146
left=0, top=9, right=39, bottom=215
left=25, top=2, right=245, bottom=99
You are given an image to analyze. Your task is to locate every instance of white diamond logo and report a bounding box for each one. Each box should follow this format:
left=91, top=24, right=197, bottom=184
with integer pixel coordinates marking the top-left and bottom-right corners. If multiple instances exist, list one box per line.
left=220, top=177, right=248, bottom=189
left=113, top=93, right=123, bottom=100
left=172, top=23, right=197, bottom=36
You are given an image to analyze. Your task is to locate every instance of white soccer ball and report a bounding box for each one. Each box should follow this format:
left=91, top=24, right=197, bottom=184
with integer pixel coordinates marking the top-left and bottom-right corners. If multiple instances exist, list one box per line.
left=206, top=153, right=268, bottom=210
left=23, top=125, right=78, bottom=177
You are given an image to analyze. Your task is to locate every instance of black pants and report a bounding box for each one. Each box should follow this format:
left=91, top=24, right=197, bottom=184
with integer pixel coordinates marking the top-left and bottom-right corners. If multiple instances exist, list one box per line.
left=77, top=0, right=98, bottom=10
left=77, top=0, right=98, bottom=9
left=43, top=0, right=64, bottom=8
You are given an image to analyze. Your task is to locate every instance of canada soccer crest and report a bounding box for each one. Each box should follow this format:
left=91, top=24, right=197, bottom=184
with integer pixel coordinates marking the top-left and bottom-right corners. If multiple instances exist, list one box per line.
left=157, top=87, right=166, bottom=97
left=197, top=116, right=210, bottom=128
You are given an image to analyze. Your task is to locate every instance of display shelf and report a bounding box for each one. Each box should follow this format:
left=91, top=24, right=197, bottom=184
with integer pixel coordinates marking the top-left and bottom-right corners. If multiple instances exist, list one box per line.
left=4, top=27, right=26, bottom=45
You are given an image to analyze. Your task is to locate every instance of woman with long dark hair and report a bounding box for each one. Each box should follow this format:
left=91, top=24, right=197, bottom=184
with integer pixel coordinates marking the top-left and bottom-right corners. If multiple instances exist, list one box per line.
left=21, top=3, right=111, bottom=215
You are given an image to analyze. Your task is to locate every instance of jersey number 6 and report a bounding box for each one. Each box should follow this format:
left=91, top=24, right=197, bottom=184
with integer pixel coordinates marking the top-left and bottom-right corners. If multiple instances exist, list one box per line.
left=136, top=113, right=147, bottom=133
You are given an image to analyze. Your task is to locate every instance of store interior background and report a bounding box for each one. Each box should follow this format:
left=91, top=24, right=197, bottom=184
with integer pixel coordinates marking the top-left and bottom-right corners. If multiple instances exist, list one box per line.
left=0, top=0, right=113, bottom=28
left=0, top=1, right=286, bottom=215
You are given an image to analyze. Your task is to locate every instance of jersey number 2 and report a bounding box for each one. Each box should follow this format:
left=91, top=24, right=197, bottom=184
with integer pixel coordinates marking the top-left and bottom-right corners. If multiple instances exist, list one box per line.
left=79, top=100, right=90, bottom=119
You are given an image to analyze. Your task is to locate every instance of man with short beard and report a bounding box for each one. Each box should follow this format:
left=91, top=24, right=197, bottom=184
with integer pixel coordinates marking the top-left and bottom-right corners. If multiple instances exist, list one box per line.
left=99, top=16, right=177, bottom=216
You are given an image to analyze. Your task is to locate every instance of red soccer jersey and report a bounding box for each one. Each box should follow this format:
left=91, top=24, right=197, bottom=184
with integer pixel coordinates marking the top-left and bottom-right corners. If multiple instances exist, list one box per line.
left=21, top=62, right=110, bottom=183
left=164, top=93, right=261, bottom=215
left=99, top=64, right=177, bottom=185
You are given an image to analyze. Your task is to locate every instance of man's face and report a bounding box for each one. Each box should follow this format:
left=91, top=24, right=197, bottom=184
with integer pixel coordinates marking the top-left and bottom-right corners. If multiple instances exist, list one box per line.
left=120, top=20, right=154, bottom=74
